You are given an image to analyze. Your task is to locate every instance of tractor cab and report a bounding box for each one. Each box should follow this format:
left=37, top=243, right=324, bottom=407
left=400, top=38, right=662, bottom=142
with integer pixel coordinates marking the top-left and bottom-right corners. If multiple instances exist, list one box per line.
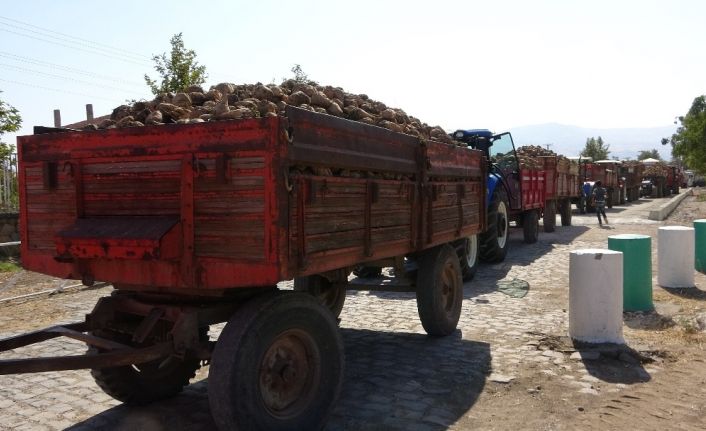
left=452, top=129, right=521, bottom=210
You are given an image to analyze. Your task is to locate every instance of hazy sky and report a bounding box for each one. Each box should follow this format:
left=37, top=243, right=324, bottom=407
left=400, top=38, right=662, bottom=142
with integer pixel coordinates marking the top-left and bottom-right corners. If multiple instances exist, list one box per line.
left=1, top=0, right=704, bottom=146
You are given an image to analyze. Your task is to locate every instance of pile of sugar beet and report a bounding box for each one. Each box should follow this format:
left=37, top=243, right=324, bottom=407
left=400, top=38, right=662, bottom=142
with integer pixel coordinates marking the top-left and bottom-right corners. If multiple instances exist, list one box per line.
left=87, top=80, right=456, bottom=146
left=89, top=80, right=575, bottom=174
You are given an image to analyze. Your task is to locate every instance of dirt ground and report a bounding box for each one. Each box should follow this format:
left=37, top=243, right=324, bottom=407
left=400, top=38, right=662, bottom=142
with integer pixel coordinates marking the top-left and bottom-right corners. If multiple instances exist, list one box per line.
left=460, top=191, right=706, bottom=431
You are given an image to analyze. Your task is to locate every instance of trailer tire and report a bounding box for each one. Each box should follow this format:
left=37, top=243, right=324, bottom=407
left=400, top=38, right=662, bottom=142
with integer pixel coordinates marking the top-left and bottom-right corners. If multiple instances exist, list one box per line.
left=293, top=274, right=346, bottom=318
left=479, top=187, right=509, bottom=263
left=88, top=329, right=205, bottom=405
left=209, top=292, right=343, bottom=431
left=352, top=266, right=383, bottom=279
left=523, top=210, right=539, bottom=244
left=543, top=201, right=556, bottom=233
left=459, top=234, right=479, bottom=281
left=416, top=244, right=463, bottom=336
left=560, top=199, right=572, bottom=226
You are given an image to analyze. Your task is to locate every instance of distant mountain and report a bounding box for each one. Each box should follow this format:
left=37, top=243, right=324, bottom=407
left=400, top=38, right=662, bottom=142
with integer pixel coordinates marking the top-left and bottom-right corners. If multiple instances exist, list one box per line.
left=508, top=123, right=677, bottom=160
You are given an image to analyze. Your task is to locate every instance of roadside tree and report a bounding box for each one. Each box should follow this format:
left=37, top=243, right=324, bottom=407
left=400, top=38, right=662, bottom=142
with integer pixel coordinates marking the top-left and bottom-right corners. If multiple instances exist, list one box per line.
left=637, top=149, right=662, bottom=161
left=581, top=136, right=610, bottom=160
left=145, top=33, right=207, bottom=95
left=665, top=95, right=706, bottom=173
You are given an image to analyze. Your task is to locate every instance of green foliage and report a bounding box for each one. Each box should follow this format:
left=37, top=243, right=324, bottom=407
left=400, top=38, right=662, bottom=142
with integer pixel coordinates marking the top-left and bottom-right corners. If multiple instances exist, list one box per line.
left=0, top=91, right=21, bottom=145
left=291, top=64, right=308, bottom=83
left=580, top=136, right=610, bottom=160
left=667, top=95, right=706, bottom=173
left=0, top=261, right=20, bottom=273
left=144, top=33, right=207, bottom=95
left=637, top=149, right=662, bottom=161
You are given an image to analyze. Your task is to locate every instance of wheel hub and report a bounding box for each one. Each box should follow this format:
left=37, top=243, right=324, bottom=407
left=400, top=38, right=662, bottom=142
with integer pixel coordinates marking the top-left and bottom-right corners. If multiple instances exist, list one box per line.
left=259, top=329, right=319, bottom=418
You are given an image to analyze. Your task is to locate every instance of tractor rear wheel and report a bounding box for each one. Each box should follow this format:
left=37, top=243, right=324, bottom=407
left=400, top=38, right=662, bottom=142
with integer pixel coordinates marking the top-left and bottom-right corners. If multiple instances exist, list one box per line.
left=479, top=187, right=509, bottom=263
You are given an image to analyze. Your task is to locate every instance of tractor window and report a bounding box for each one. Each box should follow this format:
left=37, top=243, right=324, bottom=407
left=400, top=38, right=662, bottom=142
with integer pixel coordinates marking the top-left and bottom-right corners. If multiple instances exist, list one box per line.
left=491, top=133, right=518, bottom=173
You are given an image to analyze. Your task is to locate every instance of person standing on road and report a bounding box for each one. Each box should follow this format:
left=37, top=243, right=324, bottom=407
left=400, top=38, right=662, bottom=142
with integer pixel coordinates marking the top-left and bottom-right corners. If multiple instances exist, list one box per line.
left=592, top=181, right=609, bottom=226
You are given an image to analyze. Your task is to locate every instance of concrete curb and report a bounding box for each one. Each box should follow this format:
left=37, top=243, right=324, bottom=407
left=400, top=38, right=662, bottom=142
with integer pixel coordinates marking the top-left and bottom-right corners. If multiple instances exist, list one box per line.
left=648, top=188, right=694, bottom=221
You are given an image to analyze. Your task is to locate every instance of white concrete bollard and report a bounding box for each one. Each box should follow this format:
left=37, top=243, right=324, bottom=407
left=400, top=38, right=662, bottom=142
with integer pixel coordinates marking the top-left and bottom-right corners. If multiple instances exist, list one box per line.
left=569, top=249, right=624, bottom=344
left=658, top=226, right=695, bottom=288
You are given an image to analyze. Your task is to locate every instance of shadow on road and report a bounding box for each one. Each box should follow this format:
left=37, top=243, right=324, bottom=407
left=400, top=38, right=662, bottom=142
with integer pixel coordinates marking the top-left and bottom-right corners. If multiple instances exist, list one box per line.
left=67, top=329, right=491, bottom=431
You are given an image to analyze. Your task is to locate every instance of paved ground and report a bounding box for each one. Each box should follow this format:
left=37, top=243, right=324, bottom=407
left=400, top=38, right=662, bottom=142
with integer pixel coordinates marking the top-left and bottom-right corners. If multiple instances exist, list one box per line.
left=0, top=194, right=705, bottom=430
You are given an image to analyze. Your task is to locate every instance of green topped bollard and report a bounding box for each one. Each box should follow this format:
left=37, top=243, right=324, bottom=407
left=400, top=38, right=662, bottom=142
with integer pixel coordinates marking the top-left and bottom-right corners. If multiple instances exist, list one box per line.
left=695, top=220, right=706, bottom=272
left=608, top=234, right=653, bottom=311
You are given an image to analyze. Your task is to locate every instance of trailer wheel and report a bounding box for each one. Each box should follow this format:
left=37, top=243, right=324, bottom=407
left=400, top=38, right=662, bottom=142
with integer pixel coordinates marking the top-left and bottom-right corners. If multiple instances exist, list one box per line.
left=88, top=329, right=205, bottom=405
left=479, top=187, right=509, bottom=263
left=352, top=266, right=383, bottom=278
left=459, top=234, right=479, bottom=281
left=560, top=199, right=572, bottom=226
left=523, top=210, right=539, bottom=244
left=543, top=201, right=556, bottom=233
left=209, top=292, right=343, bottom=431
left=416, top=244, right=463, bottom=336
left=293, top=274, right=346, bottom=318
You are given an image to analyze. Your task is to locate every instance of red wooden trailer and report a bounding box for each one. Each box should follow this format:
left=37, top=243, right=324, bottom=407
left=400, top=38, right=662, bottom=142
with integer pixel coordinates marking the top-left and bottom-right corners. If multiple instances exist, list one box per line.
left=2, top=107, right=486, bottom=430
left=540, top=156, right=579, bottom=231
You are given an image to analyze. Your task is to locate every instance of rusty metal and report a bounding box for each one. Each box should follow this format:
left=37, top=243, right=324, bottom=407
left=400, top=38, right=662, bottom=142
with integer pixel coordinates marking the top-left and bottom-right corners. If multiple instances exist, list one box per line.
left=259, top=329, right=318, bottom=418
left=132, top=307, right=165, bottom=344
left=0, top=322, right=87, bottom=352
left=0, top=342, right=174, bottom=375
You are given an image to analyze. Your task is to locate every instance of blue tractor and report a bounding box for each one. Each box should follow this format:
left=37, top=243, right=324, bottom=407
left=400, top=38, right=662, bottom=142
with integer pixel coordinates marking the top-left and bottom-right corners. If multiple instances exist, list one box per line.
left=452, top=129, right=543, bottom=264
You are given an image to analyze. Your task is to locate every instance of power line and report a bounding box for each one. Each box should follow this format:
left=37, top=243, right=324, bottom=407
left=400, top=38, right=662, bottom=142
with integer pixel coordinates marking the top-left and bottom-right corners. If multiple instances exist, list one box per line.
left=0, top=77, right=125, bottom=102
left=0, top=51, right=145, bottom=87
left=0, top=15, right=150, bottom=62
left=0, top=27, right=151, bottom=67
left=0, top=63, right=145, bottom=95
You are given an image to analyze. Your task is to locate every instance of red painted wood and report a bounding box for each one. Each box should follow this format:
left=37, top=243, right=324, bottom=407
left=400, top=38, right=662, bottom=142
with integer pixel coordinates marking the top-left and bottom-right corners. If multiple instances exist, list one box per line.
left=18, top=108, right=485, bottom=294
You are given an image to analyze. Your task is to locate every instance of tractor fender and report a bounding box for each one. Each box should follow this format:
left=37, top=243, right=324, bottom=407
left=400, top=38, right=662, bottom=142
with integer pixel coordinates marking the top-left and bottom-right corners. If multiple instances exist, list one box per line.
left=486, top=173, right=502, bottom=207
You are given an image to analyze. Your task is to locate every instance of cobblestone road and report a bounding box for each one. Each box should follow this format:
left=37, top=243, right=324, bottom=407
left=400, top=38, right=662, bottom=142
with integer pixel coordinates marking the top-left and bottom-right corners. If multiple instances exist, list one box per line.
left=1, top=196, right=705, bottom=430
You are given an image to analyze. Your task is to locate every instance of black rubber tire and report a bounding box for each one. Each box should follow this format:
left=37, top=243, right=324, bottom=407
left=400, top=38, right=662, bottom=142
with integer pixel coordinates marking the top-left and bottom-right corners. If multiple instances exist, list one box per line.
left=352, top=266, right=383, bottom=278
left=479, top=187, right=509, bottom=263
left=523, top=210, right=539, bottom=244
left=543, top=200, right=556, bottom=233
left=560, top=199, right=572, bottom=227
left=459, top=234, right=479, bottom=282
left=293, top=274, right=346, bottom=318
left=416, top=244, right=463, bottom=336
left=208, top=292, right=344, bottom=431
left=88, top=329, right=205, bottom=405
